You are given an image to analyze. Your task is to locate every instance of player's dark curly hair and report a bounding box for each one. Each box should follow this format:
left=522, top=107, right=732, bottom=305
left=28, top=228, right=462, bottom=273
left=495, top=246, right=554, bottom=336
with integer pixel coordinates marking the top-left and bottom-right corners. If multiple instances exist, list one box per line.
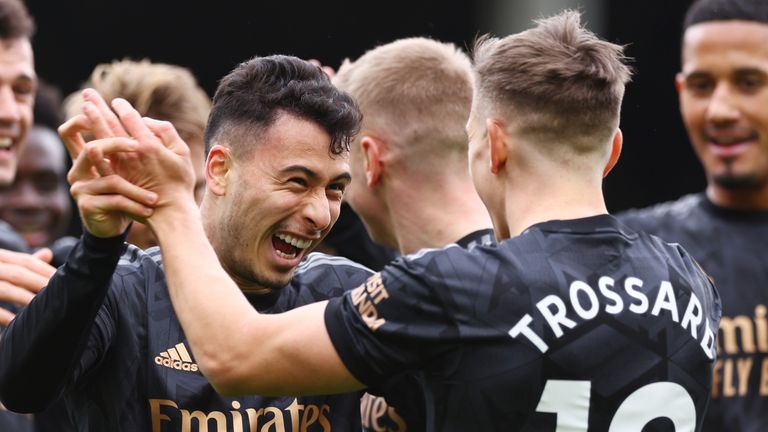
left=204, top=55, right=362, bottom=158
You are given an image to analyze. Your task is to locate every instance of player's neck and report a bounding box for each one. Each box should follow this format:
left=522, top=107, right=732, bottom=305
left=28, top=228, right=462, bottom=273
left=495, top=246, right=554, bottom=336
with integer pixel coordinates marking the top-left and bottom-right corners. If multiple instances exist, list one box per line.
left=707, top=183, right=768, bottom=211
left=388, top=178, right=493, bottom=255
left=501, top=175, right=608, bottom=238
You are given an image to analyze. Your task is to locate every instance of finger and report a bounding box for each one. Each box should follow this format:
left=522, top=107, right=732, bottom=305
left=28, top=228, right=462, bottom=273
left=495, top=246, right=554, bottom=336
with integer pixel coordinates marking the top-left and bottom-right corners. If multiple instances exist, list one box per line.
left=143, top=118, right=188, bottom=154
left=111, top=98, right=156, bottom=143
left=308, top=59, right=336, bottom=78
left=320, top=66, right=336, bottom=78
left=0, top=280, right=35, bottom=305
left=78, top=192, right=155, bottom=220
left=82, top=101, right=117, bottom=141
left=85, top=139, right=116, bottom=177
left=0, top=262, right=50, bottom=293
left=32, top=247, right=53, bottom=265
left=0, top=308, right=15, bottom=326
left=0, top=248, right=56, bottom=278
left=68, top=137, right=137, bottom=183
left=82, top=88, right=128, bottom=137
left=72, top=175, right=158, bottom=208
left=68, top=150, right=99, bottom=185
left=58, top=114, right=92, bottom=160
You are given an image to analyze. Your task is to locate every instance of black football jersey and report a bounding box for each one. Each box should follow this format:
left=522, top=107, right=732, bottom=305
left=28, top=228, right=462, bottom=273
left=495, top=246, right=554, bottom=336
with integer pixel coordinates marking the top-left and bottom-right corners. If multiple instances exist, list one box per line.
left=0, top=233, right=373, bottom=431
left=360, top=228, right=495, bottom=432
left=326, top=215, right=720, bottom=431
left=618, top=193, right=768, bottom=432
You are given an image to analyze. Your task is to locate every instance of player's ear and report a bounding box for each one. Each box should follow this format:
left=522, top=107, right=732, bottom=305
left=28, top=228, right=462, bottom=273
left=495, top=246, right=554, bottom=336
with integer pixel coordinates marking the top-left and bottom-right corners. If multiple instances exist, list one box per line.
left=360, top=135, right=383, bottom=187
left=486, top=118, right=508, bottom=174
left=675, top=72, right=685, bottom=94
left=603, top=128, right=623, bottom=178
left=206, top=144, right=231, bottom=196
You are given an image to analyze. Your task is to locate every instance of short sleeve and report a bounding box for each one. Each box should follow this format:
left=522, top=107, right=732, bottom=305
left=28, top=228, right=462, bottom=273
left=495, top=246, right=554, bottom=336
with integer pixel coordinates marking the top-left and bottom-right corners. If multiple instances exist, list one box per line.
left=324, top=253, right=458, bottom=387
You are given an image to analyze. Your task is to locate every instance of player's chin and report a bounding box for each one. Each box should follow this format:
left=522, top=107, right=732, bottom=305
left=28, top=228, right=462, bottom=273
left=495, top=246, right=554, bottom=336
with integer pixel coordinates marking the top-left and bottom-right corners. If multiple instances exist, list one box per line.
left=262, top=269, right=296, bottom=290
left=0, top=165, right=15, bottom=186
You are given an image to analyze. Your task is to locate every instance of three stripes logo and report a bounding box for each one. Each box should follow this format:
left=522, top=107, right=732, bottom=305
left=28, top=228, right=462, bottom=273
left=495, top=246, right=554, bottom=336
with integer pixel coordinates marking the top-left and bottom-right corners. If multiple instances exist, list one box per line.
left=155, top=342, right=199, bottom=372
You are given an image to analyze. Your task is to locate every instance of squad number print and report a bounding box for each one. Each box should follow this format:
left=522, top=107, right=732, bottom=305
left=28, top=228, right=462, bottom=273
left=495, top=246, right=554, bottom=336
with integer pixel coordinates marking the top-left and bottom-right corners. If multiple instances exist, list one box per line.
left=536, top=380, right=696, bottom=431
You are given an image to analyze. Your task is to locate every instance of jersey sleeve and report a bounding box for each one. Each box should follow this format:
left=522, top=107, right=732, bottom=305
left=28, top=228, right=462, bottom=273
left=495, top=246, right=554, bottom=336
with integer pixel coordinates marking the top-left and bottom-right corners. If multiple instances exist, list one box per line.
left=0, top=231, right=126, bottom=412
left=296, top=253, right=374, bottom=297
left=324, top=250, right=460, bottom=387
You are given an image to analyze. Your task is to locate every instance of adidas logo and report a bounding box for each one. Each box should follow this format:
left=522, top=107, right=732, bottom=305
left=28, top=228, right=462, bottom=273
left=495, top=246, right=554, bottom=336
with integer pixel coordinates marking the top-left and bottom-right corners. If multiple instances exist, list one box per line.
left=155, top=342, right=199, bottom=372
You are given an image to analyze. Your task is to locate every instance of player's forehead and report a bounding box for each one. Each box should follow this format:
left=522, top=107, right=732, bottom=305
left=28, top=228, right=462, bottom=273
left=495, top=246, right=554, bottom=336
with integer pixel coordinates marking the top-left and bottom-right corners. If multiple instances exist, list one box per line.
left=0, top=37, right=35, bottom=81
left=682, top=20, right=768, bottom=73
left=256, top=115, right=350, bottom=180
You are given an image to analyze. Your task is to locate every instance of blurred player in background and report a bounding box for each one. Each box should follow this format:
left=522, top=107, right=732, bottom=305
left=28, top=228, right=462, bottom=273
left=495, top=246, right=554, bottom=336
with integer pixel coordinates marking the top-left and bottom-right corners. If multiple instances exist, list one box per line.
left=617, top=0, right=768, bottom=430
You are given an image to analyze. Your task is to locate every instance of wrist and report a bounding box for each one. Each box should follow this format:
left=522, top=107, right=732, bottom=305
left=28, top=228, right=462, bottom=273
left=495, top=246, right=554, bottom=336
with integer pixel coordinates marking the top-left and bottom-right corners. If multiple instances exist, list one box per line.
left=147, top=197, right=202, bottom=238
left=82, top=229, right=129, bottom=254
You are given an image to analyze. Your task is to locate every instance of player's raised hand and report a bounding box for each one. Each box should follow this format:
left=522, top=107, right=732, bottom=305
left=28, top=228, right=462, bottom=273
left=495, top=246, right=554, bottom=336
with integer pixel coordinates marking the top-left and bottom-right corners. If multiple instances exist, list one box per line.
left=109, top=99, right=197, bottom=213
left=58, top=88, right=130, bottom=162
left=68, top=136, right=158, bottom=238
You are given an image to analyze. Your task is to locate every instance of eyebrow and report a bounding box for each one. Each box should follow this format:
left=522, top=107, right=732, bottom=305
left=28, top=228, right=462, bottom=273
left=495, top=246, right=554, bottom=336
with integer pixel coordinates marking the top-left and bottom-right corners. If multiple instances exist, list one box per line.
left=682, top=71, right=711, bottom=80
left=15, top=73, right=37, bottom=85
left=280, top=165, right=351, bottom=183
left=684, top=67, right=767, bottom=79
left=732, top=67, right=767, bottom=77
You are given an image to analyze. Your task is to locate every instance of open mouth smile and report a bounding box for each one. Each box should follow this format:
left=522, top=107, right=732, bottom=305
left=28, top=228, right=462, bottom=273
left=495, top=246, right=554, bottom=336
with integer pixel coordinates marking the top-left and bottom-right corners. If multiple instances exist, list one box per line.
left=272, top=233, right=312, bottom=260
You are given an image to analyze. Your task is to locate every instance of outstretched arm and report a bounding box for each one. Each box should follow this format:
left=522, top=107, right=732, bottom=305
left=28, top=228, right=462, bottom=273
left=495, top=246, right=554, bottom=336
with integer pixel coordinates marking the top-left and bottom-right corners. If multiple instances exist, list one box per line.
left=106, top=98, right=364, bottom=396
left=0, top=93, right=157, bottom=412
left=153, top=200, right=361, bottom=395
left=0, top=230, right=126, bottom=412
left=0, top=138, right=141, bottom=410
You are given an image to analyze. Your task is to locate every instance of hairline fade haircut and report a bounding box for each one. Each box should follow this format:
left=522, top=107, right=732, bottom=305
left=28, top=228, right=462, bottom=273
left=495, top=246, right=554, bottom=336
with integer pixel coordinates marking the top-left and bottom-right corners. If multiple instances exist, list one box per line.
left=63, top=58, right=211, bottom=148
left=684, top=0, right=768, bottom=29
left=204, top=54, right=361, bottom=160
left=0, top=0, right=35, bottom=39
left=333, top=37, right=473, bottom=161
left=471, top=9, right=632, bottom=154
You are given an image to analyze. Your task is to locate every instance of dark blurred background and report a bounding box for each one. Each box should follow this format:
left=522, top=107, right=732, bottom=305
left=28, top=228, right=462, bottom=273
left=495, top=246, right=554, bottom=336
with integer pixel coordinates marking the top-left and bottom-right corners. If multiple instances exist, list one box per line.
left=25, top=0, right=702, bottom=212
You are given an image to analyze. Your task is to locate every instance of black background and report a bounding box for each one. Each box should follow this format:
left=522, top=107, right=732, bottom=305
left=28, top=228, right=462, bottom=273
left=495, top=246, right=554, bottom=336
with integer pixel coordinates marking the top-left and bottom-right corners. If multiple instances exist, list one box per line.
left=25, top=0, right=703, bottom=213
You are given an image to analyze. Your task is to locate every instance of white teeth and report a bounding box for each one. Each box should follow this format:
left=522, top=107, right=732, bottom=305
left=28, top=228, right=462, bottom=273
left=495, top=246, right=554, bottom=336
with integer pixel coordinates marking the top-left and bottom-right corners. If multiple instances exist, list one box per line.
left=276, top=233, right=312, bottom=250
left=275, top=249, right=298, bottom=259
left=0, top=138, right=12, bottom=149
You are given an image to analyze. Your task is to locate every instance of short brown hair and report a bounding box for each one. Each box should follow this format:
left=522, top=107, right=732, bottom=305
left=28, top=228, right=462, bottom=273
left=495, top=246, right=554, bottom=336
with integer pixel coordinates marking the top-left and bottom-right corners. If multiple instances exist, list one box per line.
left=0, top=0, right=35, bottom=40
left=334, top=37, right=473, bottom=159
left=472, top=10, right=632, bottom=153
left=205, top=55, right=360, bottom=159
left=64, top=59, right=210, bottom=146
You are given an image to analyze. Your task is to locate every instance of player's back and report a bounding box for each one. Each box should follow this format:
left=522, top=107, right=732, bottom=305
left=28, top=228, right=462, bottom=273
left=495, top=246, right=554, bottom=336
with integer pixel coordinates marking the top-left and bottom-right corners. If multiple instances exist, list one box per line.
left=327, top=214, right=720, bottom=431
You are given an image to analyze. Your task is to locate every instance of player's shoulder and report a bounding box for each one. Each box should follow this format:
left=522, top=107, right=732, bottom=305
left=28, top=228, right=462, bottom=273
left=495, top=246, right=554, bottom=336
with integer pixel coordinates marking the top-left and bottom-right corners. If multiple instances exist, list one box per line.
left=297, top=252, right=374, bottom=275
left=616, top=193, right=705, bottom=228
left=456, top=228, right=496, bottom=250
left=292, top=252, right=374, bottom=291
left=388, top=241, right=490, bottom=284
left=0, top=220, right=28, bottom=252
left=115, top=244, right=165, bottom=278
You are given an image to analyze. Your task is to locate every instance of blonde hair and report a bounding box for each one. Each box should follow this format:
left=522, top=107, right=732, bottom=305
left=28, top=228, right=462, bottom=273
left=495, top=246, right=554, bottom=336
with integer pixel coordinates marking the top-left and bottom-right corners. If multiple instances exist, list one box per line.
left=334, top=37, right=472, bottom=161
left=64, top=58, right=210, bottom=145
left=472, top=10, right=632, bottom=155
